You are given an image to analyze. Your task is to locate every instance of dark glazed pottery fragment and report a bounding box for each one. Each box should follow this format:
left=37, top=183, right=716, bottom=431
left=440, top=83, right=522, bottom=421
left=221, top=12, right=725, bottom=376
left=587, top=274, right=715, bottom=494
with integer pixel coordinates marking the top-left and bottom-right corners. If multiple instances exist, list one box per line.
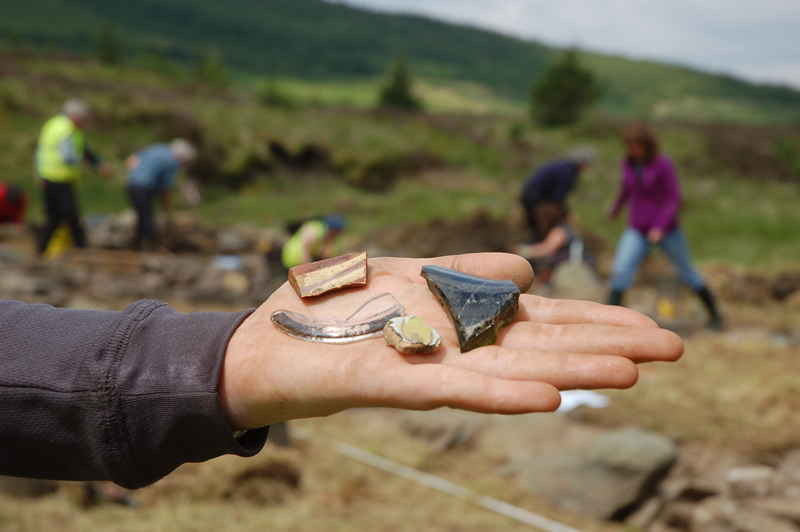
left=421, top=265, right=520, bottom=352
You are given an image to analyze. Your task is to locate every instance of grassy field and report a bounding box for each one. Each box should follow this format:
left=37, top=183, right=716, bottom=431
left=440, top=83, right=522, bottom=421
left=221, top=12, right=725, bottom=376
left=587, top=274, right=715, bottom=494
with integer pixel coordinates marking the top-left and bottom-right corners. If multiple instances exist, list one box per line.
left=2, top=52, right=800, bottom=271
left=249, top=76, right=526, bottom=116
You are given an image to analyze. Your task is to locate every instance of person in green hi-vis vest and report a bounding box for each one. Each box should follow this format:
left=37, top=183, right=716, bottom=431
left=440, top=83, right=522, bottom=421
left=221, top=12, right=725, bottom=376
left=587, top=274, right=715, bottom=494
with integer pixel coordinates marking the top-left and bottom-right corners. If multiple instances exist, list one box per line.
left=281, top=215, right=346, bottom=270
left=34, top=98, right=112, bottom=256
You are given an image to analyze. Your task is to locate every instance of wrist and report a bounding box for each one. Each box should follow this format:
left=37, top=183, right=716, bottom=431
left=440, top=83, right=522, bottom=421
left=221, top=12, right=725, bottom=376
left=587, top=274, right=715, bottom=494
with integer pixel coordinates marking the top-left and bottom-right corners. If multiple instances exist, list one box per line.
left=219, top=301, right=295, bottom=431
left=219, top=315, right=261, bottom=431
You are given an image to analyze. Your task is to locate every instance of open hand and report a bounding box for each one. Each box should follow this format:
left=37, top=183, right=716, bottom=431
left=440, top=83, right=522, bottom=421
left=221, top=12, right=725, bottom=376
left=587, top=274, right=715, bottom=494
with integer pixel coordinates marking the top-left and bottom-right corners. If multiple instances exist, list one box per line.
left=647, top=228, right=665, bottom=244
left=220, top=253, right=683, bottom=430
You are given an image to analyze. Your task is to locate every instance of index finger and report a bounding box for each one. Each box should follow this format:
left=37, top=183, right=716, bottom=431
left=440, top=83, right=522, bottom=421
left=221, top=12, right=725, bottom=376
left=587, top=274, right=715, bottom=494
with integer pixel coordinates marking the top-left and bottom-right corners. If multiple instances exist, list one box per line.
left=519, top=295, right=659, bottom=328
left=370, top=253, right=535, bottom=292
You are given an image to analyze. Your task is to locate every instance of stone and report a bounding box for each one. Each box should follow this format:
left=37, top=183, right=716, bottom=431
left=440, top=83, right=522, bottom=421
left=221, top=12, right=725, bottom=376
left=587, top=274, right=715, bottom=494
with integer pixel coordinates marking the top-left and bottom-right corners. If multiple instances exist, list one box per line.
left=0, top=244, right=24, bottom=264
left=268, top=421, right=292, bottom=448
left=776, top=449, right=800, bottom=497
left=772, top=272, right=800, bottom=301
left=397, top=410, right=486, bottom=452
left=0, top=270, right=39, bottom=297
left=420, top=265, right=520, bottom=353
left=658, top=477, right=693, bottom=502
left=216, top=228, right=251, bottom=254
left=221, top=271, right=250, bottom=294
left=745, top=497, right=800, bottom=524
left=551, top=260, right=604, bottom=302
left=139, top=272, right=167, bottom=295
left=727, top=466, right=776, bottom=498
left=272, top=293, right=404, bottom=344
left=171, top=257, right=206, bottom=286
left=213, top=255, right=245, bottom=271
left=63, top=264, right=91, bottom=288
left=86, top=210, right=137, bottom=249
left=729, top=510, right=800, bottom=532
left=65, top=297, right=110, bottom=311
left=240, top=253, right=274, bottom=302
left=786, top=291, right=800, bottom=310
left=383, top=316, right=442, bottom=355
left=648, top=523, right=687, bottom=532
left=518, top=427, right=678, bottom=521
left=657, top=500, right=696, bottom=530
left=288, top=252, right=368, bottom=298
left=690, top=496, right=738, bottom=532
left=626, top=495, right=666, bottom=529
left=189, top=264, right=247, bottom=302
left=670, top=444, right=748, bottom=500
left=691, top=496, right=800, bottom=532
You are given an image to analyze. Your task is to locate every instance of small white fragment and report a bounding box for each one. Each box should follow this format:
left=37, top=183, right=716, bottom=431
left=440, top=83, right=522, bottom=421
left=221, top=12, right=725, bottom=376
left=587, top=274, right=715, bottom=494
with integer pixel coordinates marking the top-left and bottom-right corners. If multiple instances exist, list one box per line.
left=556, top=390, right=611, bottom=412
left=384, top=315, right=442, bottom=355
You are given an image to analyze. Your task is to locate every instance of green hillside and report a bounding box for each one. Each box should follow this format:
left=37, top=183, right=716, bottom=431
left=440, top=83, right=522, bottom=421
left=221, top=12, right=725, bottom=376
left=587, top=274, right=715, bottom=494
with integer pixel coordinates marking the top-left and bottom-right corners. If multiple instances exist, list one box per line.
left=0, top=0, right=551, bottom=91
left=1, top=0, right=799, bottom=122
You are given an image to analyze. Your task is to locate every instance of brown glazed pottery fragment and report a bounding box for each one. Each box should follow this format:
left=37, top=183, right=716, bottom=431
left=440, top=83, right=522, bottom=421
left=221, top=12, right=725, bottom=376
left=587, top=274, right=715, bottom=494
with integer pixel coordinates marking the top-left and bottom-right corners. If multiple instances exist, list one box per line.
left=288, top=252, right=368, bottom=298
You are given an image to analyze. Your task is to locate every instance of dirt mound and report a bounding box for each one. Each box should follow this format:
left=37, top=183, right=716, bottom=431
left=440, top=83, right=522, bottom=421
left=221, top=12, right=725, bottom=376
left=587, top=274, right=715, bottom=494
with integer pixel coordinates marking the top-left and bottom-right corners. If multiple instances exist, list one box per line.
left=269, top=141, right=329, bottom=170
left=371, top=210, right=528, bottom=258
left=222, top=461, right=301, bottom=505
left=705, top=263, right=790, bottom=306
left=773, top=272, right=800, bottom=301
left=703, top=124, right=800, bottom=181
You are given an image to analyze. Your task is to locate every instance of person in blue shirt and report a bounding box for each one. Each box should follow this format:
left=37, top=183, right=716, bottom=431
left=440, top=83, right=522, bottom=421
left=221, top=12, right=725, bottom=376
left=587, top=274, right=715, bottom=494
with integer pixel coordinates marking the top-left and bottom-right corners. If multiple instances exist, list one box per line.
left=125, top=139, right=196, bottom=250
left=520, top=146, right=595, bottom=242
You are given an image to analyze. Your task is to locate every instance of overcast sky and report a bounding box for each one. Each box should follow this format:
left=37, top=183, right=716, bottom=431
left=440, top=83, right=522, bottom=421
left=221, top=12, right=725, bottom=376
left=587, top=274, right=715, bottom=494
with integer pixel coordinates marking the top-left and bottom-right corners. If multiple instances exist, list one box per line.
left=334, top=0, right=800, bottom=89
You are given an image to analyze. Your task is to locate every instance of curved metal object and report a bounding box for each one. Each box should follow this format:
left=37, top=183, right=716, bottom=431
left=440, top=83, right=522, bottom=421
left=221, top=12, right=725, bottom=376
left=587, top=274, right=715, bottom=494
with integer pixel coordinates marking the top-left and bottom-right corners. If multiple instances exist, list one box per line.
left=271, top=293, right=405, bottom=344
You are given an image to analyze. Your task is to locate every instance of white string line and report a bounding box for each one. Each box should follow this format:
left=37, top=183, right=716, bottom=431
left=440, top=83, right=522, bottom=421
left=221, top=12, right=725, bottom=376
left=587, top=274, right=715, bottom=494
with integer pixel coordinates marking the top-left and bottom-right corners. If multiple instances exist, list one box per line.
left=293, top=427, right=583, bottom=532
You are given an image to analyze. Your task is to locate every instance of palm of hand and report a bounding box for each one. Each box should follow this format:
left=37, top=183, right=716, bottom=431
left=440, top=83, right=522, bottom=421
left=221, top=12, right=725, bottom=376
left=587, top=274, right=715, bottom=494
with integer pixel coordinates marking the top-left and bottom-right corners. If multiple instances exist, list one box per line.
left=221, top=254, right=683, bottom=430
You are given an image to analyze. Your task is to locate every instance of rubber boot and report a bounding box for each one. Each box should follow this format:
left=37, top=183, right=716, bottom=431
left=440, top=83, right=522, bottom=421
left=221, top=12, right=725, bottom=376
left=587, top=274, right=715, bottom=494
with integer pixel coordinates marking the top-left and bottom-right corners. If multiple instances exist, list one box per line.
left=607, top=290, right=624, bottom=306
left=695, top=286, right=722, bottom=331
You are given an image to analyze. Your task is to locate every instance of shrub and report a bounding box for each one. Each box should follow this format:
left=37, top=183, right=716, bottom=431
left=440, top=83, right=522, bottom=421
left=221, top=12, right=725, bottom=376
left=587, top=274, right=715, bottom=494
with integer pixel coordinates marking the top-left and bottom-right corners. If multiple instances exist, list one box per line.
left=530, top=49, right=601, bottom=127
left=193, top=48, right=230, bottom=87
left=97, top=21, right=121, bottom=65
left=256, top=79, right=294, bottom=108
left=378, top=55, right=422, bottom=111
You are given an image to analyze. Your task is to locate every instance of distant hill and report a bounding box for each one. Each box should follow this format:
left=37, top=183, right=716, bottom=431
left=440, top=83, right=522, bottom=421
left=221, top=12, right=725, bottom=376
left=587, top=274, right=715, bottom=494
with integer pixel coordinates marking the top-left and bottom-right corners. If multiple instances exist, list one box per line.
left=1, top=0, right=799, bottom=122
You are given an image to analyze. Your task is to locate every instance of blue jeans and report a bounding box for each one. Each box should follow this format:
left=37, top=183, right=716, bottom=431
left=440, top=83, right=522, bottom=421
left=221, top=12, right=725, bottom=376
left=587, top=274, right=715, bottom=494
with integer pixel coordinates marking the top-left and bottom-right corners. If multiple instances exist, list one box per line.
left=610, top=227, right=705, bottom=292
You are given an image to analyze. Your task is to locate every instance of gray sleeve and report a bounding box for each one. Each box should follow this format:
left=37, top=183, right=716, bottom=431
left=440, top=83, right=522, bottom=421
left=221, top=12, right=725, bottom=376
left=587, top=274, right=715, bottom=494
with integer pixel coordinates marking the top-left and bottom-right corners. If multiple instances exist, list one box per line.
left=0, top=299, right=268, bottom=489
left=58, top=133, right=81, bottom=166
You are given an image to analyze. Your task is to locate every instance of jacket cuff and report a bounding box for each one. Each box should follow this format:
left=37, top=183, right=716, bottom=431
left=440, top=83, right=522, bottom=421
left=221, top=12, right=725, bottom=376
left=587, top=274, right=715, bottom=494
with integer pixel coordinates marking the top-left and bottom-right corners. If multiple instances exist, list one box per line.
left=99, top=301, right=267, bottom=489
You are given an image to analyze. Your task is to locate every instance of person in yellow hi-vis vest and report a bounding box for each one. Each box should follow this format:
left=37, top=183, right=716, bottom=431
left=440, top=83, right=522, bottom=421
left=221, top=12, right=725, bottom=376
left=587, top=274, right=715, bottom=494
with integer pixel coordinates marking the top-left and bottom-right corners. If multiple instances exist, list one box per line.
left=35, top=98, right=112, bottom=256
left=281, top=215, right=345, bottom=270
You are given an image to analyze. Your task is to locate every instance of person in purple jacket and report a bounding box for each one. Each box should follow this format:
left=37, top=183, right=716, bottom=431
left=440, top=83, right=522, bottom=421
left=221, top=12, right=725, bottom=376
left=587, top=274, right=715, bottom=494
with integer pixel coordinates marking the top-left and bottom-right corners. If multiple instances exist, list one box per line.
left=607, top=124, right=722, bottom=331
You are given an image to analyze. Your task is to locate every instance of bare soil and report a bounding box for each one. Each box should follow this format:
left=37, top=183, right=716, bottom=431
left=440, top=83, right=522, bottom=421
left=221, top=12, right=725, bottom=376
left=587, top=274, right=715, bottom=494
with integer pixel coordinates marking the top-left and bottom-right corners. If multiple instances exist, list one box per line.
left=0, top=218, right=799, bottom=531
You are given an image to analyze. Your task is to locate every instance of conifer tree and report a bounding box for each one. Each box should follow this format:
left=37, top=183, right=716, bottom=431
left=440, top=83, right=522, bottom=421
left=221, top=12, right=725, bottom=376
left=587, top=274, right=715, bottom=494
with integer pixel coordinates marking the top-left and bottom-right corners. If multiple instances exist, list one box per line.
left=98, top=21, right=121, bottom=65
left=378, top=55, right=422, bottom=111
left=530, top=49, right=601, bottom=127
left=193, top=49, right=230, bottom=87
